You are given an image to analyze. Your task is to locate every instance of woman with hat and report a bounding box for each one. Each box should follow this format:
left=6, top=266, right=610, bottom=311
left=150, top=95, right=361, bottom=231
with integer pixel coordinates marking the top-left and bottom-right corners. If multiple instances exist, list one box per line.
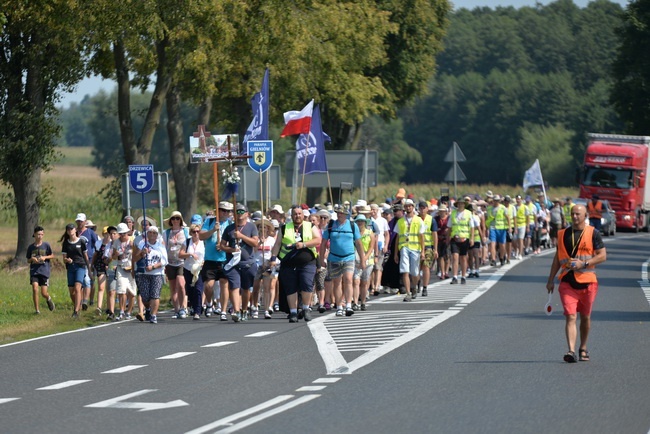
left=164, top=211, right=189, bottom=319
left=179, top=223, right=204, bottom=320
left=253, top=218, right=278, bottom=319
left=352, top=214, right=375, bottom=311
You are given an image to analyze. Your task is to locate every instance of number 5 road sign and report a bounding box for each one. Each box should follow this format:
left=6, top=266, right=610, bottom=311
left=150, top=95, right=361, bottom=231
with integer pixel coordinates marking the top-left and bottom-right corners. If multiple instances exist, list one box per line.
left=129, top=165, right=154, bottom=194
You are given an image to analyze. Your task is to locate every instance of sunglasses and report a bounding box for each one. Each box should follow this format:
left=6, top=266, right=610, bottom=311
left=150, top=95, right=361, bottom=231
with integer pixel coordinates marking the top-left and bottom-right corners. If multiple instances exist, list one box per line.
left=236, top=210, right=246, bottom=215
left=320, top=216, right=329, bottom=220
left=218, top=208, right=230, bottom=212
left=191, top=230, right=200, bottom=234
left=170, top=216, right=181, bottom=220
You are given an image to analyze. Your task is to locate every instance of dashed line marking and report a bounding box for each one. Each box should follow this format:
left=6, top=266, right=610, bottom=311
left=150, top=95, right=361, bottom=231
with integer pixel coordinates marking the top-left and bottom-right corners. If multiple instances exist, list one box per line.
left=202, top=341, right=237, bottom=348
left=296, top=385, right=327, bottom=392
left=36, top=380, right=92, bottom=390
left=156, top=352, right=196, bottom=360
left=0, top=398, right=20, bottom=405
left=102, top=365, right=147, bottom=374
left=313, top=377, right=341, bottom=384
left=245, top=331, right=277, bottom=338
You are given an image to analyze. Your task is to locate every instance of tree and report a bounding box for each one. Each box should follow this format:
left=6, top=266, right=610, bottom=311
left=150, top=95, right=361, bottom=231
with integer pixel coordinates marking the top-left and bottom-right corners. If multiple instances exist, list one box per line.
left=516, top=123, right=575, bottom=186
left=0, top=1, right=86, bottom=265
left=611, top=0, right=650, bottom=134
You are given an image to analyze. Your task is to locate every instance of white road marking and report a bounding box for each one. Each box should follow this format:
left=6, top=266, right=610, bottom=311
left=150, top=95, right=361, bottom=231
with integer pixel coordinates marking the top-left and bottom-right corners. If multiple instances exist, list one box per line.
left=85, top=389, right=188, bottom=412
left=245, top=331, right=277, bottom=337
left=185, top=395, right=295, bottom=434
left=296, top=385, right=327, bottom=392
left=37, top=380, right=92, bottom=390
left=202, top=341, right=237, bottom=348
left=102, top=365, right=147, bottom=374
left=0, top=398, right=20, bottom=404
left=156, top=352, right=196, bottom=360
left=313, top=377, right=340, bottom=384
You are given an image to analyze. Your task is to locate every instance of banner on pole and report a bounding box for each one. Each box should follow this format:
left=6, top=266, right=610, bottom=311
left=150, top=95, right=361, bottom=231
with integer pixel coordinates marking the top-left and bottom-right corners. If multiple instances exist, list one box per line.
left=247, top=140, right=273, bottom=173
left=189, top=134, right=240, bottom=163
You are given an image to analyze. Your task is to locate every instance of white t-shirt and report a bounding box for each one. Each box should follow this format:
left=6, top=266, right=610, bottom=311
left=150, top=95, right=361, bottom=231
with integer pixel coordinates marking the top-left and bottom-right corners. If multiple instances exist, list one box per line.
left=181, top=238, right=205, bottom=271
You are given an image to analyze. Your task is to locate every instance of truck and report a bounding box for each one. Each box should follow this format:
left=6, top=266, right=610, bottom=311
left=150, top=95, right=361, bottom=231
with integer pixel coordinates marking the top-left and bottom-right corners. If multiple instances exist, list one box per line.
left=579, top=133, right=650, bottom=231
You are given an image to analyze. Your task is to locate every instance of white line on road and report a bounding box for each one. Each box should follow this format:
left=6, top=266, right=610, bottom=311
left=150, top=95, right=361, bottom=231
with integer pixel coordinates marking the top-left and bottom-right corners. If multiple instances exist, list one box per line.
left=156, top=352, right=196, bottom=360
left=202, top=341, right=237, bottom=348
left=296, top=385, right=327, bottom=392
left=245, top=331, right=277, bottom=337
left=185, top=395, right=295, bottom=434
left=0, top=398, right=20, bottom=404
left=313, top=377, right=341, bottom=384
left=102, top=365, right=148, bottom=374
left=36, top=380, right=92, bottom=390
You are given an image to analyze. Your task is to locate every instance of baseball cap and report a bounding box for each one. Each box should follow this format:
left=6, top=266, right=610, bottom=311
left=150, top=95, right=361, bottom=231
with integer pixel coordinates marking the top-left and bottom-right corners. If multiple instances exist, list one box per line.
left=334, top=204, right=347, bottom=213
left=355, top=214, right=367, bottom=222
left=355, top=199, right=367, bottom=208
left=65, top=223, right=76, bottom=230
left=190, top=214, right=203, bottom=225
left=418, top=201, right=429, bottom=208
left=404, top=198, right=415, bottom=206
left=218, top=201, right=234, bottom=211
left=116, top=223, right=130, bottom=234
left=392, top=203, right=404, bottom=211
left=236, top=203, right=248, bottom=212
left=271, top=204, right=284, bottom=214
left=438, top=205, right=448, bottom=212
left=75, top=213, right=86, bottom=222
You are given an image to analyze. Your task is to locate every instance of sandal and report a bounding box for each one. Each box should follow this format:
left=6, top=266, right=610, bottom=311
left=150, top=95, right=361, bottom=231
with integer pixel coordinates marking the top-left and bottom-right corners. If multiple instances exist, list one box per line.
left=579, top=349, right=590, bottom=362
left=563, top=351, right=577, bottom=363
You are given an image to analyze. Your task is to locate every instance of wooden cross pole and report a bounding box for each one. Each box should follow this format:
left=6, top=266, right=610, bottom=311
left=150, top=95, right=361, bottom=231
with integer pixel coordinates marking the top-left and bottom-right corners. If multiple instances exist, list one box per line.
left=192, top=125, right=218, bottom=211
left=225, top=135, right=251, bottom=210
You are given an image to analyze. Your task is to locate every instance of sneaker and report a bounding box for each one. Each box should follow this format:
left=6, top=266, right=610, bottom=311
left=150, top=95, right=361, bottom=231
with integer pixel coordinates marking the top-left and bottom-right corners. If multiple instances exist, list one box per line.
left=150, top=315, right=157, bottom=324
left=422, top=288, right=428, bottom=297
left=273, top=303, right=279, bottom=312
left=106, top=312, right=115, bottom=321
left=47, top=297, right=55, bottom=312
left=95, top=307, right=102, bottom=316
left=451, top=277, right=458, bottom=284
left=193, top=313, right=200, bottom=320
left=264, top=310, right=272, bottom=319
left=390, top=288, right=399, bottom=295
left=303, top=309, right=312, bottom=322
left=231, top=312, right=241, bottom=323
left=318, top=304, right=326, bottom=313
left=372, top=289, right=380, bottom=296
left=360, top=304, right=367, bottom=311
left=403, top=293, right=412, bottom=302
left=241, top=311, right=248, bottom=322
left=461, top=277, right=466, bottom=284
left=411, top=291, right=417, bottom=300
left=205, top=307, right=213, bottom=317
left=136, top=312, right=145, bottom=322
left=71, top=311, right=79, bottom=319
left=345, top=307, right=354, bottom=317
left=179, top=308, right=187, bottom=319
left=288, top=312, right=299, bottom=323
left=506, top=259, right=511, bottom=264
left=35, top=310, right=41, bottom=315
left=171, top=312, right=179, bottom=319
left=145, top=309, right=151, bottom=321
left=82, top=301, right=88, bottom=311
left=220, top=313, right=228, bottom=321
left=490, top=260, right=496, bottom=267
left=251, top=308, right=259, bottom=319
left=336, top=309, right=344, bottom=317
left=352, top=303, right=359, bottom=311
left=124, top=312, right=132, bottom=320
left=324, top=302, right=331, bottom=310
left=475, top=271, right=480, bottom=278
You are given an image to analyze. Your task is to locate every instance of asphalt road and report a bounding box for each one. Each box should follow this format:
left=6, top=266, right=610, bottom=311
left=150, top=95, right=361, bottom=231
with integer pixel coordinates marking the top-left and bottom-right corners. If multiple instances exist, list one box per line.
left=2, top=233, right=650, bottom=434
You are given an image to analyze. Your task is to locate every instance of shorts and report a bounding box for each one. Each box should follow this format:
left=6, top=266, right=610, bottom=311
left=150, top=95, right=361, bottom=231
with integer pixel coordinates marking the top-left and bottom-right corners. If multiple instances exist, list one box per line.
left=30, top=274, right=49, bottom=287
left=224, top=263, right=258, bottom=290
left=354, top=263, right=373, bottom=281
left=328, top=260, right=355, bottom=280
left=139, top=274, right=164, bottom=303
left=527, top=224, right=535, bottom=239
left=506, top=230, right=513, bottom=243
left=374, top=256, right=384, bottom=271
left=437, top=240, right=450, bottom=258
left=107, top=269, right=117, bottom=292
left=115, top=267, right=137, bottom=296
left=558, top=281, right=598, bottom=316
left=314, top=267, right=326, bottom=291
left=279, top=263, right=317, bottom=295
left=489, top=228, right=507, bottom=244
left=165, top=264, right=184, bottom=280
left=450, top=239, right=470, bottom=256
left=201, top=260, right=226, bottom=282
left=470, top=240, right=481, bottom=250
left=399, top=247, right=421, bottom=276
left=550, top=222, right=561, bottom=238
left=66, top=264, right=86, bottom=287
left=421, top=247, right=435, bottom=268
left=514, top=226, right=526, bottom=240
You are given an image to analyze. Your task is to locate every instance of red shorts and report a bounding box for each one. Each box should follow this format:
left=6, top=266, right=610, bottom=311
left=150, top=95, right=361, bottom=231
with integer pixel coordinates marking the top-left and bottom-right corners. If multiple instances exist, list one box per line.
left=558, top=281, right=598, bottom=316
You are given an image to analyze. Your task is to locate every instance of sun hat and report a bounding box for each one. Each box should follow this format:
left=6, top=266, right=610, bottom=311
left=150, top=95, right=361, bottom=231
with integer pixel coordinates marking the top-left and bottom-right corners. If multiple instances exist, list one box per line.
left=316, top=209, right=331, bottom=218
left=355, top=199, right=367, bottom=209
left=218, top=201, right=234, bottom=211
left=334, top=204, right=347, bottom=213
left=396, top=188, right=406, bottom=199
left=116, top=223, right=130, bottom=234
left=84, top=220, right=97, bottom=230
left=255, top=218, right=274, bottom=233
left=358, top=205, right=372, bottom=214
left=164, top=210, right=185, bottom=227
left=137, top=216, right=156, bottom=227
left=355, top=214, right=367, bottom=222
left=438, top=205, right=448, bottom=212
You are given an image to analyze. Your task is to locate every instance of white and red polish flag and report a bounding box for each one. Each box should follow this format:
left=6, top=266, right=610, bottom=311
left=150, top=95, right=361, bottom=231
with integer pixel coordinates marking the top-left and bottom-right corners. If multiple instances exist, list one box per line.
left=280, top=99, right=314, bottom=137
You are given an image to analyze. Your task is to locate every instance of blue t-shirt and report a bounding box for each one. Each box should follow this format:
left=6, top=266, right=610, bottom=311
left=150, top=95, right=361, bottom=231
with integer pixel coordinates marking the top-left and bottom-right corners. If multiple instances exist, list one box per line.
left=202, top=217, right=231, bottom=262
left=80, top=228, right=99, bottom=258
left=322, top=219, right=360, bottom=262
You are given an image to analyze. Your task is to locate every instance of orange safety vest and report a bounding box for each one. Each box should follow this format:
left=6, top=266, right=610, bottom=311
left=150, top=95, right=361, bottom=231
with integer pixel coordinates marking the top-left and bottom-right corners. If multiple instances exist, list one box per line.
left=587, top=200, right=602, bottom=219
left=557, top=225, right=597, bottom=283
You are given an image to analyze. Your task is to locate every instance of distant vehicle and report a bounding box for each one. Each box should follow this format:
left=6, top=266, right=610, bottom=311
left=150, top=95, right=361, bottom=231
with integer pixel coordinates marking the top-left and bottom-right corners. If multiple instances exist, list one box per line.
left=574, top=198, right=616, bottom=236
left=579, top=133, right=650, bottom=231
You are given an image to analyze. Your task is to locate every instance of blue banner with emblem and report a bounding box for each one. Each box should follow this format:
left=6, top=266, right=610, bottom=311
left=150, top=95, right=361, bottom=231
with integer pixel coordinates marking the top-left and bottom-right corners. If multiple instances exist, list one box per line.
left=247, top=140, right=273, bottom=173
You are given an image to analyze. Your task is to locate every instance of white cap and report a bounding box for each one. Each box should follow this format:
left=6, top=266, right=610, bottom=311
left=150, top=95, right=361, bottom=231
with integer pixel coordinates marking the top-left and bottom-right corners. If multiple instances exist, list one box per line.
left=116, top=223, right=130, bottom=234
left=355, top=199, right=367, bottom=208
left=75, top=213, right=87, bottom=222
left=404, top=198, right=415, bottom=206
left=271, top=204, right=284, bottom=214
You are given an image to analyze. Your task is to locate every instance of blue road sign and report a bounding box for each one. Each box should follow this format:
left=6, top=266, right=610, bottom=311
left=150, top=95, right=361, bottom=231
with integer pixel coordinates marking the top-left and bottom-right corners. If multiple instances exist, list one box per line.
left=247, top=140, right=273, bottom=173
left=129, top=165, right=154, bottom=194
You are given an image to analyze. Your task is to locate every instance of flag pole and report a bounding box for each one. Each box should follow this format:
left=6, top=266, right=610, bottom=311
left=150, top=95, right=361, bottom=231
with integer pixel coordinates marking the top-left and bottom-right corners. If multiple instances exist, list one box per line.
left=326, top=171, right=334, bottom=206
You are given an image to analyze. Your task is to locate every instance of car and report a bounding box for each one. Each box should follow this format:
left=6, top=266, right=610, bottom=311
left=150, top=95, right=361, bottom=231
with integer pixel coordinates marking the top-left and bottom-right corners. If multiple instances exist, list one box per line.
left=573, top=198, right=616, bottom=236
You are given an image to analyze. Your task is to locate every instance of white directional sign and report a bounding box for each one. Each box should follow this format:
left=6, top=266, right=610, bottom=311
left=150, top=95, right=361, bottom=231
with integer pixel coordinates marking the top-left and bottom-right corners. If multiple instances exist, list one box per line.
left=85, top=389, right=189, bottom=412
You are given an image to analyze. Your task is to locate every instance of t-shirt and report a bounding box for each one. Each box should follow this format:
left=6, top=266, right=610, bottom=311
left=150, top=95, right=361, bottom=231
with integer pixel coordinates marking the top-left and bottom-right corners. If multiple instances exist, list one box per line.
left=62, top=238, right=87, bottom=268
left=560, top=227, right=604, bottom=289
left=222, top=222, right=258, bottom=265
left=322, top=219, right=360, bottom=262
left=136, top=240, right=167, bottom=275
left=111, top=238, right=133, bottom=269
left=164, top=228, right=188, bottom=267
left=80, top=228, right=99, bottom=258
left=26, top=242, right=52, bottom=277
left=549, top=206, right=564, bottom=225
left=202, top=217, right=230, bottom=262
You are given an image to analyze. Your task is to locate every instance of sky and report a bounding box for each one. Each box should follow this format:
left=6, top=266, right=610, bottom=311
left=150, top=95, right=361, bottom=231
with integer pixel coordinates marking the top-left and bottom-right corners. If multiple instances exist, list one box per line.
left=58, top=0, right=630, bottom=108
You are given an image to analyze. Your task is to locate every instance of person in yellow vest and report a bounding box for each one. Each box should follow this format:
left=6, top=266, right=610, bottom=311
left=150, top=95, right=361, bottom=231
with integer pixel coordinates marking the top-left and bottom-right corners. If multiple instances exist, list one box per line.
left=487, top=195, right=510, bottom=266
left=393, top=198, right=425, bottom=301
left=562, top=197, right=574, bottom=228
left=417, top=201, right=439, bottom=296
left=352, top=214, right=375, bottom=311
left=513, top=195, right=530, bottom=260
left=319, top=205, right=366, bottom=317
left=270, top=206, right=322, bottom=323
left=467, top=199, right=485, bottom=278
left=546, top=204, right=606, bottom=363
left=503, top=195, right=516, bottom=263
left=587, top=195, right=603, bottom=232
left=447, top=199, right=476, bottom=284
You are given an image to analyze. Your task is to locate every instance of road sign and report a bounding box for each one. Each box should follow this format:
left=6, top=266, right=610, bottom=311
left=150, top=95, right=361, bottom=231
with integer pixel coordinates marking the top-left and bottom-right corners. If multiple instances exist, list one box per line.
left=129, top=165, right=154, bottom=193
left=247, top=140, right=273, bottom=173
left=444, top=142, right=466, bottom=163
left=444, top=163, right=467, bottom=182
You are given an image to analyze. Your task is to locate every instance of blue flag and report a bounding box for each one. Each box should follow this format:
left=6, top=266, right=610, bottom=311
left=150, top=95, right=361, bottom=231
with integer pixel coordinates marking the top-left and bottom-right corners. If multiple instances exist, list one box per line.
left=243, top=68, right=269, bottom=153
left=296, top=104, right=329, bottom=175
